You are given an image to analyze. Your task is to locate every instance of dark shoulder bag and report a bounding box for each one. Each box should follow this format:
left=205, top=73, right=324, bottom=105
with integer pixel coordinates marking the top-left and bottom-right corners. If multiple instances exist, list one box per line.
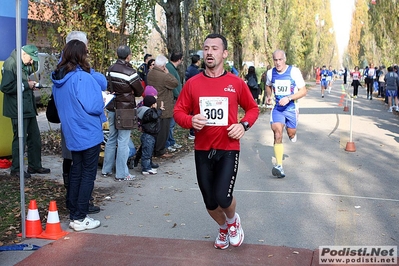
left=115, top=108, right=137, bottom=130
left=46, top=94, right=60, bottom=123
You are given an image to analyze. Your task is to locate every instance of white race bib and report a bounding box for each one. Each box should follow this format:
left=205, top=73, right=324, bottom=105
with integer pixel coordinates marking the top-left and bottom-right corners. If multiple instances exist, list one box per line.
left=199, top=97, right=228, bottom=126
left=274, top=80, right=291, bottom=96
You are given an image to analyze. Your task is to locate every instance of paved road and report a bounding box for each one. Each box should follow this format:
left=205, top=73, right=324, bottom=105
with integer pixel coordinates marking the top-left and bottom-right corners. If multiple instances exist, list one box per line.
left=1, top=79, right=399, bottom=265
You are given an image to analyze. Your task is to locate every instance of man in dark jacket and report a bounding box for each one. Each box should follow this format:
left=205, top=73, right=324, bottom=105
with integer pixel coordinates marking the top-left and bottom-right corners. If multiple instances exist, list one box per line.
left=0, top=44, right=50, bottom=178
left=137, top=53, right=152, bottom=86
left=101, top=45, right=144, bottom=181
left=185, top=54, right=201, bottom=81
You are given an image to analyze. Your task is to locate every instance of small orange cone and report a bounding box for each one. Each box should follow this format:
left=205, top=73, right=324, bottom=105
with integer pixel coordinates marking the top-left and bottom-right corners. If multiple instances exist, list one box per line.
left=338, top=94, right=345, bottom=106
left=37, top=201, right=69, bottom=240
left=345, top=141, right=356, bottom=152
left=18, top=199, right=43, bottom=238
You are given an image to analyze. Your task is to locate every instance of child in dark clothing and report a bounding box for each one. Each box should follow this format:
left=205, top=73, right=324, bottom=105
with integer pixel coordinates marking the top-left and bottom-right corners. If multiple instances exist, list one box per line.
left=133, top=86, right=158, bottom=168
left=136, top=95, right=163, bottom=175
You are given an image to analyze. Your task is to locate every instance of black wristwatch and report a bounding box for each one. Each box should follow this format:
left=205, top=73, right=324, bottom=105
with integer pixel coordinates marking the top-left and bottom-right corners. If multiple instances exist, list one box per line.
left=240, top=121, right=250, bottom=131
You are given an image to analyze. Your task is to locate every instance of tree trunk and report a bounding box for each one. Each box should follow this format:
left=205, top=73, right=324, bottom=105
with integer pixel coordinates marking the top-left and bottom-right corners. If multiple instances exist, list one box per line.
left=157, top=0, right=184, bottom=80
left=183, top=0, right=194, bottom=80
left=158, top=0, right=183, bottom=57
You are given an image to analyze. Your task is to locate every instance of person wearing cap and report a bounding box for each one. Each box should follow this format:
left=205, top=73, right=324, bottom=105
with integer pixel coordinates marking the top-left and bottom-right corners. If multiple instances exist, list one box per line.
left=101, top=45, right=144, bottom=181
left=0, top=44, right=51, bottom=178
left=136, top=95, right=163, bottom=175
left=138, top=53, right=153, bottom=86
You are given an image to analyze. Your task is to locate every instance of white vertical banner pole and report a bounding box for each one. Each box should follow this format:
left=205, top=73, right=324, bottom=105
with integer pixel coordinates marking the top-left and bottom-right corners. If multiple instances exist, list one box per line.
left=16, top=0, right=26, bottom=239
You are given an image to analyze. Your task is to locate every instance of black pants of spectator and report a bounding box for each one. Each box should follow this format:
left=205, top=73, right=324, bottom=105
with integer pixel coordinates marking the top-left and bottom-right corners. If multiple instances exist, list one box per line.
left=63, top=158, right=72, bottom=209
left=250, top=89, right=260, bottom=105
left=154, top=118, right=171, bottom=157
left=189, top=128, right=195, bottom=137
left=378, top=82, right=385, bottom=97
left=366, top=80, right=373, bottom=99
left=134, top=145, right=142, bottom=166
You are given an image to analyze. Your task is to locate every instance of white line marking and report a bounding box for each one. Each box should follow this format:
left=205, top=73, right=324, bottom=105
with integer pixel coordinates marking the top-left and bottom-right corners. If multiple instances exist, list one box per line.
left=190, top=188, right=399, bottom=202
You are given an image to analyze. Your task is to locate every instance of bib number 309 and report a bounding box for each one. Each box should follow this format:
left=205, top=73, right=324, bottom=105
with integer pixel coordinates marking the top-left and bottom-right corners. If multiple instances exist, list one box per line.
left=199, top=97, right=228, bottom=126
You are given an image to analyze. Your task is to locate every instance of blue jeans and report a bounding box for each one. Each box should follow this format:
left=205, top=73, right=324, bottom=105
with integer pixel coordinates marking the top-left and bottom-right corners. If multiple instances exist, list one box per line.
left=69, top=144, right=101, bottom=220
left=374, top=81, right=379, bottom=92
left=102, top=111, right=134, bottom=179
left=140, top=133, right=156, bottom=171
left=128, top=138, right=136, bottom=158
left=165, top=117, right=176, bottom=148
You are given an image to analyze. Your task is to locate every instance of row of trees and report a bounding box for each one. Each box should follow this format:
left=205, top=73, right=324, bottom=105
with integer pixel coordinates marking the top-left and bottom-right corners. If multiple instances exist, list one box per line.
left=28, top=0, right=339, bottom=78
left=28, top=0, right=399, bottom=78
left=347, top=0, right=399, bottom=69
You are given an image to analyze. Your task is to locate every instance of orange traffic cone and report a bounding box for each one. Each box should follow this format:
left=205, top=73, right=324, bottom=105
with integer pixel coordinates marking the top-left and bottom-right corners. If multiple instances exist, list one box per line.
left=18, top=199, right=43, bottom=238
left=37, top=201, right=69, bottom=240
left=345, top=141, right=356, bottom=152
left=338, top=94, right=345, bottom=106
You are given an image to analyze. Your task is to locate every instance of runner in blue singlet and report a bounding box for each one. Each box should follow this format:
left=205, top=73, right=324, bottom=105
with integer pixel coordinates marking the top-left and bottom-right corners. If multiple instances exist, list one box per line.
left=265, top=49, right=307, bottom=178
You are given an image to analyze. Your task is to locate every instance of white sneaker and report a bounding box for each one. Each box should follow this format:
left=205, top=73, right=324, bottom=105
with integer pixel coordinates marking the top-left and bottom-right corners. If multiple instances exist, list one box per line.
left=142, top=169, right=157, bottom=175
left=388, top=107, right=393, bottom=113
left=395, top=106, right=399, bottom=111
left=214, top=228, right=229, bottom=249
left=115, top=174, right=136, bottom=181
left=272, top=165, right=286, bottom=178
left=188, top=134, right=195, bottom=140
left=71, top=216, right=100, bottom=231
left=228, top=213, right=244, bottom=247
left=172, top=143, right=182, bottom=149
left=290, top=134, right=297, bottom=143
left=167, top=146, right=176, bottom=152
left=328, top=87, right=331, bottom=93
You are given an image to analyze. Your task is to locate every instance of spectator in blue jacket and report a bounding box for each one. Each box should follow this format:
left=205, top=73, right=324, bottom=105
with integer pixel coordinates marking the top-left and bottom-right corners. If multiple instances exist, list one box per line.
left=61, top=30, right=105, bottom=214
left=51, top=40, right=105, bottom=232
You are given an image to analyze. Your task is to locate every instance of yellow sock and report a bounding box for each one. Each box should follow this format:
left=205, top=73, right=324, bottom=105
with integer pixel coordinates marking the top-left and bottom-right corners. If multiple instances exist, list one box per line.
left=274, top=143, right=283, bottom=166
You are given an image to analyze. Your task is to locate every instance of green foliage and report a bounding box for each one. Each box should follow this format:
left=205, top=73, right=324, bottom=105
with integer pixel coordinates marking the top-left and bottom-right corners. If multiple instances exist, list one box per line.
left=28, top=0, right=399, bottom=82
left=368, top=0, right=399, bottom=65
left=347, top=1, right=363, bottom=67
left=28, top=0, right=153, bottom=72
left=105, top=0, right=153, bottom=60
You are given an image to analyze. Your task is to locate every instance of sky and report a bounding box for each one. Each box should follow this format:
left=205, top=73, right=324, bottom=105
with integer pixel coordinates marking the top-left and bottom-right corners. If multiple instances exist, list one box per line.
left=330, top=0, right=355, bottom=65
